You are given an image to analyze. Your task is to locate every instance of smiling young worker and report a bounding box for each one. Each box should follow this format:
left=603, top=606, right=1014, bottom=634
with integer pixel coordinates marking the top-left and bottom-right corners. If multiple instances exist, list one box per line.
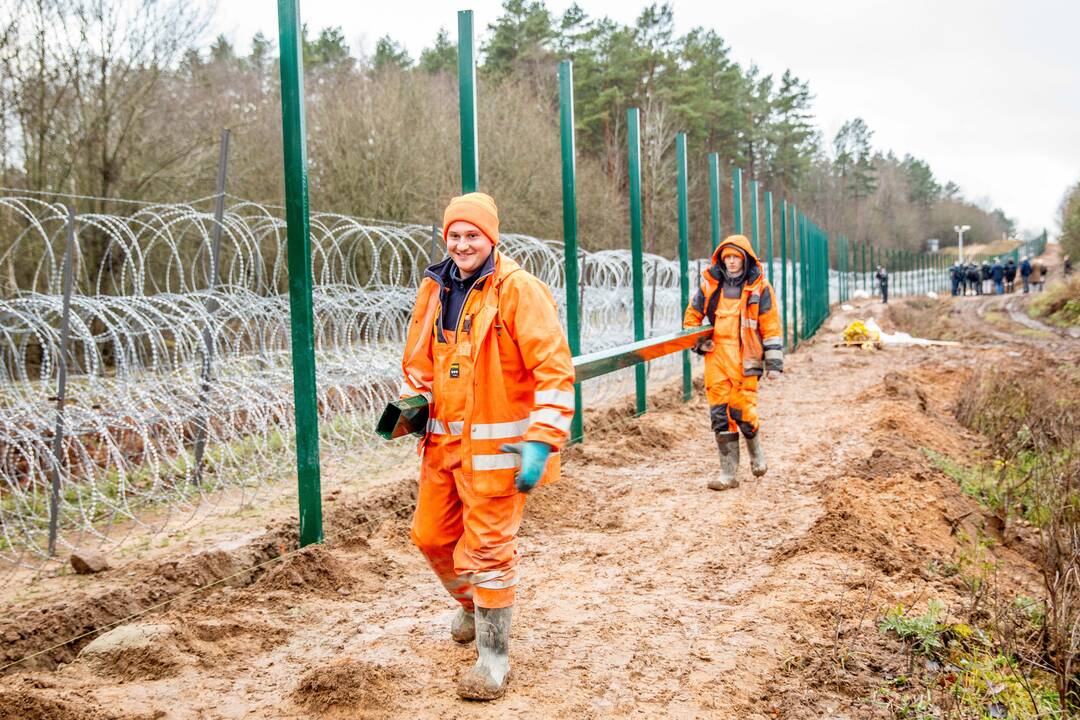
left=684, top=234, right=783, bottom=491
left=399, top=192, right=575, bottom=700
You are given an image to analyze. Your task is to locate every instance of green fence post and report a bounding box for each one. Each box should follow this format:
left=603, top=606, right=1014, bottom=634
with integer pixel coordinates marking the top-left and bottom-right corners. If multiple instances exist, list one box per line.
left=749, top=179, right=760, bottom=255
left=799, top=212, right=807, bottom=340
left=732, top=167, right=743, bottom=235
left=457, top=10, right=479, bottom=193
left=791, top=205, right=799, bottom=349
left=764, top=191, right=774, bottom=285
left=708, top=153, right=722, bottom=246
left=861, top=240, right=867, bottom=292
left=870, top=245, right=876, bottom=295
left=780, top=199, right=788, bottom=349
left=838, top=235, right=846, bottom=302
left=627, top=108, right=646, bottom=416
left=676, top=133, right=691, bottom=402
left=276, top=0, right=322, bottom=547
left=558, top=60, right=583, bottom=444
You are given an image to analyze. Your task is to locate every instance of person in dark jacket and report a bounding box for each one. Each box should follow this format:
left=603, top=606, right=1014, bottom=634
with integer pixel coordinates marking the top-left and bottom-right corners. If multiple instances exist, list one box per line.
left=967, top=263, right=981, bottom=295
left=991, top=258, right=1005, bottom=294
left=1065, top=255, right=1073, bottom=276
left=980, top=261, right=992, bottom=294
left=1004, top=258, right=1017, bottom=293
left=875, top=265, right=889, bottom=303
left=1020, top=257, right=1032, bottom=293
left=950, top=262, right=962, bottom=296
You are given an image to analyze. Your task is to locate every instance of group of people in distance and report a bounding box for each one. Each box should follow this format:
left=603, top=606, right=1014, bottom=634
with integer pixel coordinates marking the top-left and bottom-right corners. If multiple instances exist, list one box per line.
left=949, top=256, right=1047, bottom=296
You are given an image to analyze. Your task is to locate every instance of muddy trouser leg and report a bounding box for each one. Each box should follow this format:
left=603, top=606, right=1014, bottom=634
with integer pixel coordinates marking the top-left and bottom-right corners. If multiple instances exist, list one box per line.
left=411, top=440, right=474, bottom=612
left=730, top=377, right=767, bottom=477
left=707, top=369, right=740, bottom=490
left=455, top=485, right=525, bottom=700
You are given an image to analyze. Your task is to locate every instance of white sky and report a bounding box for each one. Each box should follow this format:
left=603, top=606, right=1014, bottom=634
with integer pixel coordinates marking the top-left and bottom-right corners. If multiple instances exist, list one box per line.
left=207, top=0, right=1080, bottom=237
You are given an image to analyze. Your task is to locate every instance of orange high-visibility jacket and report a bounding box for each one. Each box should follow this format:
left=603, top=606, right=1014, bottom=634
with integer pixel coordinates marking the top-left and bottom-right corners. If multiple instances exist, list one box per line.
left=683, top=234, right=784, bottom=375
left=400, top=251, right=576, bottom=496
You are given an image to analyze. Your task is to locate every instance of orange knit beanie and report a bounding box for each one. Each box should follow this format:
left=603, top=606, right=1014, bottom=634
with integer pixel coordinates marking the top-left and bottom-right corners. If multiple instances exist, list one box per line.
left=442, top=192, right=500, bottom=245
left=721, top=245, right=744, bottom=262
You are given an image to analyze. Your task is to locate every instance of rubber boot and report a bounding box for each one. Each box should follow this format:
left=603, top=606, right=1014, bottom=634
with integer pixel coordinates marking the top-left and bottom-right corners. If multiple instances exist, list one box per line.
left=746, top=433, right=768, bottom=477
left=451, top=607, right=475, bottom=644
left=708, top=431, right=740, bottom=491
left=457, top=606, right=511, bottom=700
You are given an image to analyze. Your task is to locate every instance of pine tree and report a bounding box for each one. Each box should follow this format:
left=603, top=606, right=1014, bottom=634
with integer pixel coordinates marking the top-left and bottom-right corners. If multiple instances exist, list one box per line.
left=766, top=70, right=816, bottom=197
left=482, top=0, right=555, bottom=77
left=418, top=28, right=456, bottom=75
left=372, top=35, right=412, bottom=71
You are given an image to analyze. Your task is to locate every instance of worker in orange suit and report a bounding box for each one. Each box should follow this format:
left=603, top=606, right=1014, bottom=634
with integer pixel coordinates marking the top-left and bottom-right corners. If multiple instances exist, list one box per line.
left=683, top=234, right=783, bottom=491
left=398, top=192, right=575, bottom=700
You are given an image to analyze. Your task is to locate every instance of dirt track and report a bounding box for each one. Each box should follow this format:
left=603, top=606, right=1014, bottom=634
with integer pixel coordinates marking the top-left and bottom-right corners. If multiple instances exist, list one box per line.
left=2, top=270, right=1077, bottom=718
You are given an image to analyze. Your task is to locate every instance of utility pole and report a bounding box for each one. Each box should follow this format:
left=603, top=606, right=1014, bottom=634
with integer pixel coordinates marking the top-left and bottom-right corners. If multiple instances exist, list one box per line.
left=954, top=224, right=971, bottom=264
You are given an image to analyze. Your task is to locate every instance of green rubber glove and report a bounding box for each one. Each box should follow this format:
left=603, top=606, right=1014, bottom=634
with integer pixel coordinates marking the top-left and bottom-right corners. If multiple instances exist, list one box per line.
left=498, top=441, right=552, bottom=493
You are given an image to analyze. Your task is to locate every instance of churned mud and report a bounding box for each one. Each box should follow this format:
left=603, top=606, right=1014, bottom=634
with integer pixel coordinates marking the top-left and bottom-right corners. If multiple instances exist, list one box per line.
left=1, top=283, right=1076, bottom=718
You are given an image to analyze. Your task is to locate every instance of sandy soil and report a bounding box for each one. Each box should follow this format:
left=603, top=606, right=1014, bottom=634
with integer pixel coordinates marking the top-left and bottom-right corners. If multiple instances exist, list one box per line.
left=1, top=264, right=1076, bottom=719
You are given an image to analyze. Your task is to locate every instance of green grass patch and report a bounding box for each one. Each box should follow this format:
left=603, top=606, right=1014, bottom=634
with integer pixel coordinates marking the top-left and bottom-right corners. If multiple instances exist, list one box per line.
left=1029, top=276, right=1080, bottom=327
left=876, top=601, right=1061, bottom=719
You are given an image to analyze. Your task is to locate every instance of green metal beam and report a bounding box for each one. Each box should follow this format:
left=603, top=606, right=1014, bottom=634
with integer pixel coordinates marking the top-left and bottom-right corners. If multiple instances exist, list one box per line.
left=558, top=60, right=583, bottom=444
left=377, top=326, right=714, bottom=440
left=676, top=132, right=691, bottom=402
left=457, top=10, right=478, bottom=193
left=276, top=0, right=322, bottom=547
left=627, top=108, right=646, bottom=416
left=575, top=327, right=711, bottom=383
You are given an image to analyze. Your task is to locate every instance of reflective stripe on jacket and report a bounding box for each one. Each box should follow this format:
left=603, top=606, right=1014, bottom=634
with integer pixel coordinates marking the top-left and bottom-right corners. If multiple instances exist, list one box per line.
left=682, top=234, right=783, bottom=375
left=400, top=251, right=575, bottom=496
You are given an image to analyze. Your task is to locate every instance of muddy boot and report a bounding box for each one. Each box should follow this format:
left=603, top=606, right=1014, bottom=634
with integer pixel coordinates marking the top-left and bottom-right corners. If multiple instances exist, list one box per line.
left=451, top=607, right=475, bottom=644
left=457, top=606, right=511, bottom=700
left=708, top=431, right=740, bottom=491
left=746, top=433, right=768, bottom=478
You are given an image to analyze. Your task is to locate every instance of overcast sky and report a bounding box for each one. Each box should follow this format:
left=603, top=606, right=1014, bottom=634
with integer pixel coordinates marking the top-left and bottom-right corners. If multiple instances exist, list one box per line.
left=207, top=0, right=1080, bottom=237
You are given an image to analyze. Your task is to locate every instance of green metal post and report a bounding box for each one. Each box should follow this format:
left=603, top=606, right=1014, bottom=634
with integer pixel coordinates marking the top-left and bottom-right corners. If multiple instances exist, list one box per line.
left=791, top=205, right=799, bottom=349
left=708, top=153, right=722, bottom=248
left=780, top=199, right=788, bottom=349
left=627, top=108, right=646, bottom=416
left=457, top=10, right=479, bottom=193
left=749, top=179, right=760, bottom=255
left=861, top=241, right=867, bottom=291
left=676, top=133, right=691, bottom=402
left=764, top=191, right=774, bottom=285
left=732, top=167, right=743, bottom=235
left=841, top=236, right=846, bottom=302
left=276, top=0, right=322, bottom=547
left=558, top=60, right=583, bottom=444
left=871, top=245, right=876, bottom=295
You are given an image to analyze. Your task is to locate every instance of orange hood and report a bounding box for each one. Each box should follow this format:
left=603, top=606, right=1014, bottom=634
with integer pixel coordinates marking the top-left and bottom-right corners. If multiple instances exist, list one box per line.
left=710, top=234, right=763, bottom=281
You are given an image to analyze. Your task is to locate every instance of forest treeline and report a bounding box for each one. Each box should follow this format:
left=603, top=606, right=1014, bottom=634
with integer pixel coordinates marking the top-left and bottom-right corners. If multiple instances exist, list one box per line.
left=1059, top=182, right=1080, bottom=261
left=0, top=0, right=1016, bottom=263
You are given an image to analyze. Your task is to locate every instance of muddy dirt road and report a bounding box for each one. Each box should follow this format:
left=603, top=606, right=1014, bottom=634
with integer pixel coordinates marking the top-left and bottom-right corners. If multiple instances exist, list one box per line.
left=2, top=286, right=1076, bottom=719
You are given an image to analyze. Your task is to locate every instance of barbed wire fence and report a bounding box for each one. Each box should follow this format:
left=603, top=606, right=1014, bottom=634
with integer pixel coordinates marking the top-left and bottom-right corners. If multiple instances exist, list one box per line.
left=0, top=191, right=692, bottom=582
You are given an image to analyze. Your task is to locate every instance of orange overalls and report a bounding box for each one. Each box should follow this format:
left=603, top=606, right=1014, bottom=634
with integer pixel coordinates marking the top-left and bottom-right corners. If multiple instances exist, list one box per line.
left=683, top=235, right=783, bottom=437
left=400, top=251, right=575, bottom=610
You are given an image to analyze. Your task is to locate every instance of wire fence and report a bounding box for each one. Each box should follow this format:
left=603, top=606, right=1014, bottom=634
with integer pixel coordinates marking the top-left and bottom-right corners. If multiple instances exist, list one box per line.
left=0, top=193, right=691, bottom=579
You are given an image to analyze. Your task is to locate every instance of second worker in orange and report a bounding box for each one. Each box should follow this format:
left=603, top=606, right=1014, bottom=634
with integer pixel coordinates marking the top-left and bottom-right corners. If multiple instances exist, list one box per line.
left=684, top=234, right=783, bottom=490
